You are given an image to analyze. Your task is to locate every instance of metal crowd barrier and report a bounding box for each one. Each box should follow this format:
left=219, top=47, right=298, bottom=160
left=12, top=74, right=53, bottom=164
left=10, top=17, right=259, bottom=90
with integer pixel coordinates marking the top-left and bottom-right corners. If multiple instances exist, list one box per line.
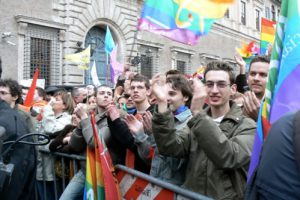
left=38, top=149, right=86, bottom=200
left=38, top=149, right=211, bottom=200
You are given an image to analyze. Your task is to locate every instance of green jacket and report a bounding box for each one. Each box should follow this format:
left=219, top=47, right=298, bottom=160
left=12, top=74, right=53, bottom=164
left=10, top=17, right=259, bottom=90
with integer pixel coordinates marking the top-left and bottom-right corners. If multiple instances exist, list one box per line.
left=152, top=102, right=256, bottom=200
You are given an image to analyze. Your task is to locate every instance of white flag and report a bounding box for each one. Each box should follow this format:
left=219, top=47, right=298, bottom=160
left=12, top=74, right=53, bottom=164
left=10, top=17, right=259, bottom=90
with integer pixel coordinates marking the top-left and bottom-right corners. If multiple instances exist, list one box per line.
left=91, top=60, right=101, bottom=87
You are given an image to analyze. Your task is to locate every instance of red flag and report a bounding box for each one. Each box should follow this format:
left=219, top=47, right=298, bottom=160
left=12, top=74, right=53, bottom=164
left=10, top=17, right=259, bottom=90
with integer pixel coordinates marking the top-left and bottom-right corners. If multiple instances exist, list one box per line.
left=24, top=68, right=39, bottom=107
left=91, top=113, right=121, bottom=200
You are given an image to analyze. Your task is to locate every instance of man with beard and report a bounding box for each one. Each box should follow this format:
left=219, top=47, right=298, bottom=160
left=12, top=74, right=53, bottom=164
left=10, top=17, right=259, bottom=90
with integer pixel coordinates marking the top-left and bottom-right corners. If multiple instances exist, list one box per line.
left=243, top=55, right=270, bottom=121
left=152, top=61, right=256, bottom=199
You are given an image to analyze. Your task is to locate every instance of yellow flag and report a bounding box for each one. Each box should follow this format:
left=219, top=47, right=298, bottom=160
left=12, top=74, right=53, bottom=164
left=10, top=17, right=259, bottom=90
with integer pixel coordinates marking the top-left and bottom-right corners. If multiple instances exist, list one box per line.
left=65, top=46, right=91, bottom=70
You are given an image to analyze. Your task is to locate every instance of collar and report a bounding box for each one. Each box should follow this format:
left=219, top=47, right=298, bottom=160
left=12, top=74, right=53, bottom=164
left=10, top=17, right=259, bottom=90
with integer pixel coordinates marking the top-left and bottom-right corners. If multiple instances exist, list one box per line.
left=206, top=101, right=243, bottom=123
left=173, top=105, right=189, bottom=115
left=127, top=107, right=136, bottom=114
left=95, top=110, right=107, bottom=122
left=133, top=104, right=155, bottom=115
left=175, top=108, right=192, bottom=122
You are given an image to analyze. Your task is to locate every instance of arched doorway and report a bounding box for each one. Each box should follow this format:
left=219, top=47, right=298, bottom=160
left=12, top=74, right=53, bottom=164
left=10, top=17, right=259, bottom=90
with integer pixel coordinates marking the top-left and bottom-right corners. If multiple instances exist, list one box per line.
left=84, top=26, right=113, bottom=87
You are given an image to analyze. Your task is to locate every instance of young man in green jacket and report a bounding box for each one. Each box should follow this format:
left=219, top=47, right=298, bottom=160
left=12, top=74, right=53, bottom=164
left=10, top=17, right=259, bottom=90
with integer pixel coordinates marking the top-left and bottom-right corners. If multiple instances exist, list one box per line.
left=151, top=61, right=256, bottom=199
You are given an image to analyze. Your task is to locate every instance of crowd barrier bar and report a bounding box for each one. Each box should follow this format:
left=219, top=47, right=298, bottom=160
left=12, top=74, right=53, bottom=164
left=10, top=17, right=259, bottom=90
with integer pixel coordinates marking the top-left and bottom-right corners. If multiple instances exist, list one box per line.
left=39, top=149, right=211, bottom=200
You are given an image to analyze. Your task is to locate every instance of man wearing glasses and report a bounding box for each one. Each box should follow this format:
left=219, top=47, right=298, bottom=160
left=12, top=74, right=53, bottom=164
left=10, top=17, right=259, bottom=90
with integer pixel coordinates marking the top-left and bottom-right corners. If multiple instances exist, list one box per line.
left=0, top=79, right=36, bottom=199
left=152, top=61, right=256, bottom=199
left=0, top=79, right=34, bottom=132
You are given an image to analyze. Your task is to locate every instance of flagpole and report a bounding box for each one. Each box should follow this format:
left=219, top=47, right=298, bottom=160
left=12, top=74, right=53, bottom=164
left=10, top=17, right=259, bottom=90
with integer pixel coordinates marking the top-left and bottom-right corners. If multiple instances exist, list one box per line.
left=106, top=53, right=108, bottom=85
left=89, top=61, right=91, bottom=85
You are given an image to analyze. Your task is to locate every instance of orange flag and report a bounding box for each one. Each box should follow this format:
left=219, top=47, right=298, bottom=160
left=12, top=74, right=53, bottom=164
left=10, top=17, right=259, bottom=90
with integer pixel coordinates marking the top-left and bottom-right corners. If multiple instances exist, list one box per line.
left=23, top=68, right=39, bottom=107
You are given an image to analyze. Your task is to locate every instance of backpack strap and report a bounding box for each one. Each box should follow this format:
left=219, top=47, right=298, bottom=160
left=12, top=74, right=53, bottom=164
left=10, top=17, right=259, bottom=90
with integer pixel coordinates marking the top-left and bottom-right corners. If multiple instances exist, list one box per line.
left=293, top=111, right=300, bottom=173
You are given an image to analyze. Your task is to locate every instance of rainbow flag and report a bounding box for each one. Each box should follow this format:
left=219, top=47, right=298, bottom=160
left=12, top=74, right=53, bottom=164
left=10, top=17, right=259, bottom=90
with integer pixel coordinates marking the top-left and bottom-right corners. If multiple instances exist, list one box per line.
left=260, top=17, right=276, bottom=55
left=84, top=114, right=121, bottom=200
left=248, top=0, right=300, bottom=181
left=138, top=0, right=234, bottom=45
left=84, top=139, right=105, bottom=200
left=236, top=41, right=259, bottom=70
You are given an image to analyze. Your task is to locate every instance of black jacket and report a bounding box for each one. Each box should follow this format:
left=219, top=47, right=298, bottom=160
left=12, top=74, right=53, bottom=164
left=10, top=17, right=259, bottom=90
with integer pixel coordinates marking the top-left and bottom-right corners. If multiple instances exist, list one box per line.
left=0, top=100, right=36, bottom=200
left=107, top=104, right=155, bottom=174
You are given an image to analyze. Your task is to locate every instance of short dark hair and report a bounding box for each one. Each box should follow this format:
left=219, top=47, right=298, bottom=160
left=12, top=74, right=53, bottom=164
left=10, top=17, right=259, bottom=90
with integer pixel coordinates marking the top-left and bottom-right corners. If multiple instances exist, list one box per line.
left=165, top=69, right=181, bottom=77
left=36, top=87, right=46, bottom=100
left=166, top=75, right=193, bottom=107
left=96, top=85, right=113, bottom=96
left=204, top=61, right=235, bottom=85
left=0, top=79, right=22, bottom=104
left=249, top=55, right=270, bottom=70
left=96, top=84, right=112, bottom=92
left=130, top=74, right=150, bottom=89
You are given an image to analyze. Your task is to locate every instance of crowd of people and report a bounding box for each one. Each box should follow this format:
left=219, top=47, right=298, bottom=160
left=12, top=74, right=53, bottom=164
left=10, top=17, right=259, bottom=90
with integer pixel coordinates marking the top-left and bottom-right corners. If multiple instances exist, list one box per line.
left=0, top=55, right=300, bottom=200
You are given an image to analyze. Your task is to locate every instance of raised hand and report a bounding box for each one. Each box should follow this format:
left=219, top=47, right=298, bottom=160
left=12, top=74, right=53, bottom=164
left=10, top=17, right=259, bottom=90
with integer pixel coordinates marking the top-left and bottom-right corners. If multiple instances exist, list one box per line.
left=74, top=103, right=88, bottom=120
left=151, top=73, right=168, bottom=103
left=234, top=54, right=246, bottom=74
left=242, top=91, right=261, bottom=121
left=190, top=78, right=207, bottom=115
left=142, top=111, right=153, bottom=134
left=124, top=114, right=144, bottom=135
left=106, top=103, right=120, bottom=121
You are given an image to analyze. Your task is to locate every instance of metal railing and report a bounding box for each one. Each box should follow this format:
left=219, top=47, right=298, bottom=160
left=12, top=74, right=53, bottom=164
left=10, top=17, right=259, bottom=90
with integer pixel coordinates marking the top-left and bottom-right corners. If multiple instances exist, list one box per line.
left=38, top=149, right=211, bottom=200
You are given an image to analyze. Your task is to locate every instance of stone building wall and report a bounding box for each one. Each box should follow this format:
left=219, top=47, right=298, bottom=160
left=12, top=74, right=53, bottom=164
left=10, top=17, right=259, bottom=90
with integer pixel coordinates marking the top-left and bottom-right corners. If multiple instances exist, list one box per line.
left=0, top=0, right=281, bottom=85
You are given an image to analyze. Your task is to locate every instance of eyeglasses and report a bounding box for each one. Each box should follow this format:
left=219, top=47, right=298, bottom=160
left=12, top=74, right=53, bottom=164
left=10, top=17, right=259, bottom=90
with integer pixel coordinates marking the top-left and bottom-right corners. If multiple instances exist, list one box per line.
left=204, top=81, right=231, bottom=89
left=0, top=91, right=11, bottom=95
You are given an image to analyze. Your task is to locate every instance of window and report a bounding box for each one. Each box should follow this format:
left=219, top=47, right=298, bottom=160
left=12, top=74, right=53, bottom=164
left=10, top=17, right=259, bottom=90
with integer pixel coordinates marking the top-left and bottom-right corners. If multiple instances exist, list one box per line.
left=241, top=1, right=246, bottom=25
left=84, top=26, right=109, bottom=86
left=140, top=52, right=153, bottom=79
left=23, top=24, right=61, bottom=86
left=265, top=7, right=270, bottom=19
left=137, top=46, right=154, bottom=79
left=30, top=38, right=51, bottom=85
left=177, top=60, right=186, bottom=74
left=271, top=5, right=276, bottom=21
left=255, top=9, right=260, bottom=31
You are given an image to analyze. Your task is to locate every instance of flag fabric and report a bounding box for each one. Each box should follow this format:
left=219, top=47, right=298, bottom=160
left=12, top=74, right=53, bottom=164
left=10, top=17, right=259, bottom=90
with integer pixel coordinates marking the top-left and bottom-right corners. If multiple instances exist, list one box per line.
left=84, top=135, right=105, bottom=200
left=104, top=26, right=115, bottom=54
left=65, top=46, right=90, bottom=69
left=236, top=41, right=259, bottom=58
left=138, top=0, right=234, bottom=45
left=84, top=113, right=121, bottom=200
left=110, top=45, right=123, bottom=85
left=248, top=0, right=300, bottom=181
left=24, top=68, right=39, bottom=107
left=235, top=41, right=259, bottom=70
left=193, top=65, right=206, bottom=80
left=260, top=17, right=276, bottom=55
left=91, top=61, right=101, bottom=87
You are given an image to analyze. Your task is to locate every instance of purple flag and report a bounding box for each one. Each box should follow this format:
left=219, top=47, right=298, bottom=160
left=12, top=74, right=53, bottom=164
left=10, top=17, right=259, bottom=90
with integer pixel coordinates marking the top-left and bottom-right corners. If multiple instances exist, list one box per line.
left=110, top=45, right=123, bottom=85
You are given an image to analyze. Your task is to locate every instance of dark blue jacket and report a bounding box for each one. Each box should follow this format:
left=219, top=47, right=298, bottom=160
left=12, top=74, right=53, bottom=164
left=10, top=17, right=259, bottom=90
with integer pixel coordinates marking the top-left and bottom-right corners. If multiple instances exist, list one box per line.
left=245, top=112, right=300, bottom=200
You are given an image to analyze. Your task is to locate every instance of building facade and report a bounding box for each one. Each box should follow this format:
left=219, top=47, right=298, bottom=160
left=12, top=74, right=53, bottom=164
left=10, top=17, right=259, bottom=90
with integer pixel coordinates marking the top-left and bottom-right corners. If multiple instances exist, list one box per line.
left=0, top=0, right=281, bottom=86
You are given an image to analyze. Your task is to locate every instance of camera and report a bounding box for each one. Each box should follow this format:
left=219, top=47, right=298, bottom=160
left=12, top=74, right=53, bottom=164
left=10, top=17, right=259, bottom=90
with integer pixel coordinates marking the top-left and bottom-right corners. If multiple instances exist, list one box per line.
left=0, top=162, right=14, bottom=191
